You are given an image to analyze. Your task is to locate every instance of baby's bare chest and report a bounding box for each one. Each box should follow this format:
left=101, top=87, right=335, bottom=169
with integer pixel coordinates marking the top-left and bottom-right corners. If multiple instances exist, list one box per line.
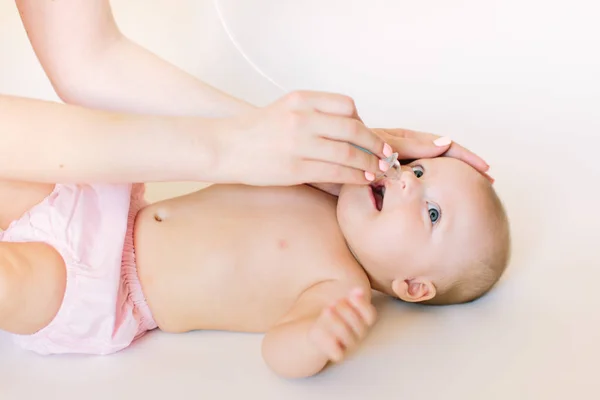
left=150, top=185, right=353, bottom=276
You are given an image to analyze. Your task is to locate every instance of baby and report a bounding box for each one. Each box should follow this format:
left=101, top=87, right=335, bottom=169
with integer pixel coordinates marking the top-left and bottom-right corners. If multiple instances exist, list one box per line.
left=0, top=156, right=509, bottom=378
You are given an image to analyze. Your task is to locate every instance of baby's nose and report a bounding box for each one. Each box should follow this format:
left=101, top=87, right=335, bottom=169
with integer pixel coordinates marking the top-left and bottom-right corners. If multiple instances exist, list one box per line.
left=399, top=165, right=421, bottom=192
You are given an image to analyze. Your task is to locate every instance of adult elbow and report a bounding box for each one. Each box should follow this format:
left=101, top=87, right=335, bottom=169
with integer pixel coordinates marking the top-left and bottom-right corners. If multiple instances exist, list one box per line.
left=50, top=73, right=87, bottom=105
left=43, top=36, right=126, bottom=107
left=44, top=57, right=103, bottom=106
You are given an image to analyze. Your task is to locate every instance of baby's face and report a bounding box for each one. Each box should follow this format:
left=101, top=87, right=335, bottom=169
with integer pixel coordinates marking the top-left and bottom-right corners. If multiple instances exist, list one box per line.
left=337, top=157, right=491, bottom=291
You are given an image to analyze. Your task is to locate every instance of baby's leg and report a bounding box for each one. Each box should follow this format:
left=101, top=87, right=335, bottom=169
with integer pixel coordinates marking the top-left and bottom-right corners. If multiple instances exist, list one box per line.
left=0, top=181, right=55, bottom=229
left=0, top=242, right=66, bottom=335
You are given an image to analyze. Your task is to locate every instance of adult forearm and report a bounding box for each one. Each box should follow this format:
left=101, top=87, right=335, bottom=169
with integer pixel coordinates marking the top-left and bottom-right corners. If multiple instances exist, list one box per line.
left=52, top=36, right=255, bottom=118
left=17, top=0, right=255, bottom=118
left=0, top=94, right=221, bottom=183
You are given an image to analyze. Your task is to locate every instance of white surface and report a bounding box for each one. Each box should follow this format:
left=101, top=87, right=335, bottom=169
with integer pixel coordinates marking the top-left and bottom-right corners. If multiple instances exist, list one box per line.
left=1, top=0, right=599, bottom=398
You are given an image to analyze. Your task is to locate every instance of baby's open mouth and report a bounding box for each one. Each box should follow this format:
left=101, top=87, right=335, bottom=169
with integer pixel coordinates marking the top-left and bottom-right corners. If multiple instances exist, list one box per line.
left=370, top=183, right=386, bottom=211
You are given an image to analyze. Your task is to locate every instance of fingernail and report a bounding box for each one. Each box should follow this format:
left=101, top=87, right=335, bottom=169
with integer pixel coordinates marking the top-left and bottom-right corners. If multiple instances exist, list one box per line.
left=383, top=143, right=393, bottom=157
left=433, top=136, right=452, bottom=146
left=483, top=170, right=494, bottom=183
left=379, top=159, right=390, bottom=172
left=365, top=171, right=375, bottom=181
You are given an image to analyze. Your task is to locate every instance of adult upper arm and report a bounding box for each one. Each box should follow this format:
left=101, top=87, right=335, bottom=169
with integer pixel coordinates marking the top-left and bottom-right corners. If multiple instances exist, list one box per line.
left=15, top=0, right=121, bottom=97
left=0, top=241, right=66, bottom=335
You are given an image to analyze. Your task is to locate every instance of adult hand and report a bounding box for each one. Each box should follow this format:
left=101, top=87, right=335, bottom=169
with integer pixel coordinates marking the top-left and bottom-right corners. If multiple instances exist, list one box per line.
left=308, top=126, right=493, bottom=196
left=217, top=91, right=392, bottom=186
left=372, top=128, right=493, bottom=182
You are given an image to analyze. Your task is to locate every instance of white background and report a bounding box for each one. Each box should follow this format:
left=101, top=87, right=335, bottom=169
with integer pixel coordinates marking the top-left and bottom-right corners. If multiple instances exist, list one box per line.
left=1, top=0, right=599, bottom=398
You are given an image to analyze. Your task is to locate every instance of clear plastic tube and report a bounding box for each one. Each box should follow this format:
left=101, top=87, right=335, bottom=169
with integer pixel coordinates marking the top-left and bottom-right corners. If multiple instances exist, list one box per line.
left=352, top=144, right=402, bottom=181
left=375, top=152, right=401, bottom=181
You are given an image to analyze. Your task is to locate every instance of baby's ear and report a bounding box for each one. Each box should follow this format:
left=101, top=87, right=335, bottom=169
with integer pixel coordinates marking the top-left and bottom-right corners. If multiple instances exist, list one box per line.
left=392, top=278, right=436, bottom=302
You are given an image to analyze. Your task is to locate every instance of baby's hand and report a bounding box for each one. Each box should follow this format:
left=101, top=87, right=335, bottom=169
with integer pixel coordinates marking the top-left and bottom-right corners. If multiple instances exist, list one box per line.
left=308, top=288, right=377, bottom=363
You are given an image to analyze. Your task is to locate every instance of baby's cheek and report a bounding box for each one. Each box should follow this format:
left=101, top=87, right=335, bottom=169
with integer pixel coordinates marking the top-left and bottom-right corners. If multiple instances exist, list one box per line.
left=365, top=224, right=400, bottom=254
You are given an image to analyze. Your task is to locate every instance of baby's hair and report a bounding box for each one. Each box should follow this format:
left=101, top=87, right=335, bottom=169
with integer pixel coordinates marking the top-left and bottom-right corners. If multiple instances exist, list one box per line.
left=423, top=180, right=511, bottom=306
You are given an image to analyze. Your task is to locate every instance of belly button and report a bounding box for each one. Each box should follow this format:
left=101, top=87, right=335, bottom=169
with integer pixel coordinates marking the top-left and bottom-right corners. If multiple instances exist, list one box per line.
left=153, top=209, right=167, bottom=222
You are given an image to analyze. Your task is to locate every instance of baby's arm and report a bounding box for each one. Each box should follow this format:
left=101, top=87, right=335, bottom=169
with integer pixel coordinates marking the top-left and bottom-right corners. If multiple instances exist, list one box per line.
left=0, top=242, right=66, bottom=335
left=262, top=282, right=377, bottom=378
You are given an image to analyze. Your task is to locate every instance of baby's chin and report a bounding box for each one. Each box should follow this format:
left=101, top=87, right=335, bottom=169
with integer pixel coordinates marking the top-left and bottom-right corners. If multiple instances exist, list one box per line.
left=335, top=184, right=369, bottom=228
left=336, top=184, right=354, bottom=211
left=337, top=183, right=370, bottom=206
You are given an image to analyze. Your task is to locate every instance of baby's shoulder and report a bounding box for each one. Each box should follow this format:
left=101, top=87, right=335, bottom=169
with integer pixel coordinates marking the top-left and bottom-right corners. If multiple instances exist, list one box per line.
left=298, top=243, right=371, bottom=297
left=294, top=263, right=372, bottom=311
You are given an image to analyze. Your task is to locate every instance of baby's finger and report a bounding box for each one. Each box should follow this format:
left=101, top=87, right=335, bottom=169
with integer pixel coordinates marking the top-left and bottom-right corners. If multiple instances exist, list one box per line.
left=348, top=289, right=377, bottom=326
left=323, top=306, right=356, bottom=352
left=309, top=324, right=344, bottom=362
left=333, top=298, right=367, bottom=340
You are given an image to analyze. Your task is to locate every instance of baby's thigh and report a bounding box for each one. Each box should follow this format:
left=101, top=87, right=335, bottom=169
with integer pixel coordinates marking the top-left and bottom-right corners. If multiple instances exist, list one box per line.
left=0, top=181, right=55, bottom=229
left=0, top=241, right=66, bottom=335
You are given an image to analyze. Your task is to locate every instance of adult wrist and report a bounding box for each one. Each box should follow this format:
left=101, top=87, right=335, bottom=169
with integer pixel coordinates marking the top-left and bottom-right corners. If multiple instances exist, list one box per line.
left=171, top=116, right=227, bottom=182
left=199, top=116, right=246, bottom=184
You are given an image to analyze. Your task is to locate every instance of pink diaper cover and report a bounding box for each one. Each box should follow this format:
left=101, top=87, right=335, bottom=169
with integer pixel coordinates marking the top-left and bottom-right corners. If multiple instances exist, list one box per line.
left=0, top=183, right=158, bottom=355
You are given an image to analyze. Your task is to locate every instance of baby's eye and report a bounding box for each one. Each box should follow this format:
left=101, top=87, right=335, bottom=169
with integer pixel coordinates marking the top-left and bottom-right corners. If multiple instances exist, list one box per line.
left=427, top=202, right=441, bottom=224
left=412, top=165, right=424, bottom=178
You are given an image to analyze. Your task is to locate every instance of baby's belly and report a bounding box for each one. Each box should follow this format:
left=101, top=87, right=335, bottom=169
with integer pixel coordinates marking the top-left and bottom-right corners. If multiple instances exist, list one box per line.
left=132, top=187, right=325, bottom=334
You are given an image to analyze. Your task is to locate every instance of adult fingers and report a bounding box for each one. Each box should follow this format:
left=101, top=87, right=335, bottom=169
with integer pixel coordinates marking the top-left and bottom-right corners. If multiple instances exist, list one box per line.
left=374, top=127, right=436, bottom=141
left=377, top=127, right=491, bottom=173
left=281, top=90, right=357, bottom=117
left=298, top=160, right=374, bottom=184
left=481, top=170, right=495, bottom=184
left=304, top=137, right=390, bottom=176
left=443, top=143, right=490, bottom=173
left=386, top=137, right=450, bottom=161
left=306, top=112, right=389, bottom=159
